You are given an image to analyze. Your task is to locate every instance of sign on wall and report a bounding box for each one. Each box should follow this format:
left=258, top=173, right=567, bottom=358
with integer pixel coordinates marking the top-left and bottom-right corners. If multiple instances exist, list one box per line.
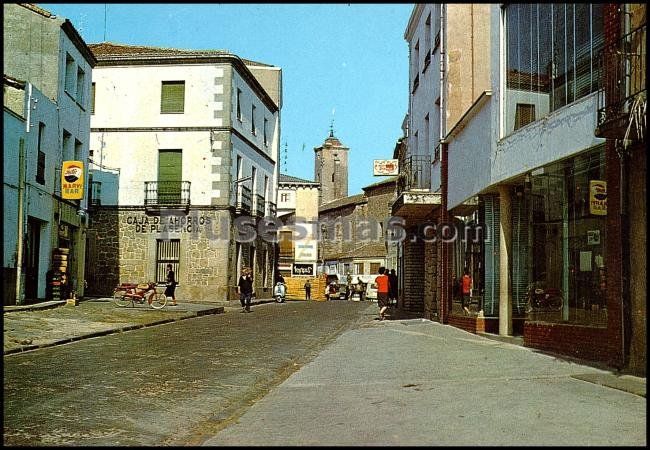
left=589, top=180, right=607, bottom=216
left=61, top=161, right=84, bottom=200
left=373, top=159, right=399, bottom=176
left=294, top=240, right=318, bottom=262
left=292, top=263, right=315, bottom=276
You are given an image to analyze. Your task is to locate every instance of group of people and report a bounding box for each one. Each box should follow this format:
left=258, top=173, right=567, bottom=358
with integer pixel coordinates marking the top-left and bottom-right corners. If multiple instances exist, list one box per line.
left=375, top=267, right=398, bottom=320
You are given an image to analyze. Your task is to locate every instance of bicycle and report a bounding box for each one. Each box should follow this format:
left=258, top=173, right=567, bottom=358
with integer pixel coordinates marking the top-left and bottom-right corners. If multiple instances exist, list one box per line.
left=524, top=283, right=563, bottom=313
left=113, top=282, right=168, bottom=309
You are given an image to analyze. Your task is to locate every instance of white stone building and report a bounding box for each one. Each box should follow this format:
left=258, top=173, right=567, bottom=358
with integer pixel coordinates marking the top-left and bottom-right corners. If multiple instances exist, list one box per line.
left=86, top=43, right=281, bottom=302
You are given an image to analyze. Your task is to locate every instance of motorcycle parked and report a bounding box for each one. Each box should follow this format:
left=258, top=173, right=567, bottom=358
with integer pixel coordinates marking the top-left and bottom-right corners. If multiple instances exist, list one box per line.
left=274, top=282, right=286, bottom=303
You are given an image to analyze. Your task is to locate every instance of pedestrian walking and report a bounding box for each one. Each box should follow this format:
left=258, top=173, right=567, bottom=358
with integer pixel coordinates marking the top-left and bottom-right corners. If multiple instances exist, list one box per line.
left=304, top=280, right=312, bottom=300
left=375, top=267, right=390, bottom=320
left=238, top=267, right=254, bottom=312
left=165, top=264, right=178, bottom=306
left=389, top=269, right=398, bottom=307
left=461, top=270, right=472, bottom=315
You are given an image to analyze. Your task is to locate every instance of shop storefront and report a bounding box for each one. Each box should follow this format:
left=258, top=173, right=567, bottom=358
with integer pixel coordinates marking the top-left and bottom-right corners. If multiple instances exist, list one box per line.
left=524, top=145, right=607, bottom=327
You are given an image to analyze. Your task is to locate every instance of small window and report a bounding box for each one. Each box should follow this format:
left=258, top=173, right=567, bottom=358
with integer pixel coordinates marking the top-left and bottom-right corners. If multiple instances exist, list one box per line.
left=514, top=103, right=536, bottom=130
left=251, top=104, right=256, bottom=134
left=161, top=81, right=185, bottom=114
left=236, top=88, right=242, bottom=121
left=76, top=67, right=85, bottom=104
left=280, top=192, right=290, bottom=203
left=35, top=124, right=45, bottom=185
left=370, top=263, right=381, bottom=274
left=62, top=130, right=72, bottom=161
left=263, top=118, right=268, bottom=145
left=64, top=53, right=75, bottom=94
left=74, top=139, right=83, bottom=162
left=91, top=82, right=96, bottom=114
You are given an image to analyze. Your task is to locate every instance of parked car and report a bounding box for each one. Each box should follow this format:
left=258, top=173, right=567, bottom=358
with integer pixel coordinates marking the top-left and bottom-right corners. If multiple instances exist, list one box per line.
left=348, top=275, right=378, bottom=301
left=325, top=280, right=348, bottom=300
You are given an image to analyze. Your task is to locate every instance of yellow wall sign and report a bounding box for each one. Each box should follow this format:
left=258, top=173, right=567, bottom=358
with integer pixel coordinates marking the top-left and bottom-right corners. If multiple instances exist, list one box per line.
left=62, top=161, right=84, bottom=200
left=589, top=180, right=607, bottom=215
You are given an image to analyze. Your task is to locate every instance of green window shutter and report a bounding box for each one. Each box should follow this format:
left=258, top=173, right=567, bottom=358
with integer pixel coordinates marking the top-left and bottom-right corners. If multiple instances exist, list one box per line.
left=161, top=81, right=185, bottom=113
left=158, top=150, right=182, bottom=204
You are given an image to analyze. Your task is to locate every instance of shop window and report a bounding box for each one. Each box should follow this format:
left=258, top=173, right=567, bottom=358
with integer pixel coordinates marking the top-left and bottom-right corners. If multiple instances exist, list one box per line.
left=526, top=145, right=607, bottom=327
left=156, top=239, right=180, bottom=284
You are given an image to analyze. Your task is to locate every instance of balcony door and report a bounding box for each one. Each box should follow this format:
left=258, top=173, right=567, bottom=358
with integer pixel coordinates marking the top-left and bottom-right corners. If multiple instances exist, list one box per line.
left=158, top=150, right=182, bottom=205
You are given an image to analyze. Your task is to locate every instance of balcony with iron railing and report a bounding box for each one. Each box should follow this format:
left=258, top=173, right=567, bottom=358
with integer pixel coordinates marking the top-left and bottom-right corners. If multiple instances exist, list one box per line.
left=392, top=154, right=440, bottom=222
left=253, top=194, right=265, bottom=217
left=265, top=200, right=277, bottom=217
left=235, top=184, right=252, bottom=214
left=144, top=181, right=191, bottom=211
left=595, top=24, right=646, bottom=142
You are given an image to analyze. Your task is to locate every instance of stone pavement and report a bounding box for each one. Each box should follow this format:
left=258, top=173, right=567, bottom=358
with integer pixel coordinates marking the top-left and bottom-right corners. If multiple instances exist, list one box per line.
left=4, top=298, right=645, bottom=401
left=3, top=296, right=276, bottom=355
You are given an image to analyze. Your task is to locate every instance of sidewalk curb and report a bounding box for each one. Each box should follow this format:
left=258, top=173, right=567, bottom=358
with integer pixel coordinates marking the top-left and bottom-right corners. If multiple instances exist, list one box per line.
left=3, top=306, right=224, bottom=356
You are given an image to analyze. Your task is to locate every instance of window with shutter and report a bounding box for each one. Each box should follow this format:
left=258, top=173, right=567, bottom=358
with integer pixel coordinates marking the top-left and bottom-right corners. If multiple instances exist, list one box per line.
left=158, top=149, right=182, bottom=204
left=161, top=81, right=185, bottom=114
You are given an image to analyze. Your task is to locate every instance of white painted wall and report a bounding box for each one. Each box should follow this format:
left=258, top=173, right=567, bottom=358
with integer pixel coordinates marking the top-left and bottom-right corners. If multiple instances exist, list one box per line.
left=91, top=61, right=279, bottom=208
left=447, top=101, right=493, bottom=209
left=492, top=93, right=605, bottom=185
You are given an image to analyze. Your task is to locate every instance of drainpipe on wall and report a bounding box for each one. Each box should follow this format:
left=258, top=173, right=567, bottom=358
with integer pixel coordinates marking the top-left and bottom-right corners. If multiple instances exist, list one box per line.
left=15, top=83, right=32, bottom=305
left=439, top=4, right=450, bottom=323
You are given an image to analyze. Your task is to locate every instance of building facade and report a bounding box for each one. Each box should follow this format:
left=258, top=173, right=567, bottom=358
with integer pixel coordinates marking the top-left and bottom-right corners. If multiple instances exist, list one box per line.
left=319, top=178, right=396, bottom=278
left=399, top=3, right=646, bottom=374
left=85, top=43, right=281, bottom=302
left=3, top=3, right=95, bottom=304
left=276, top=174, right=320, bottom=278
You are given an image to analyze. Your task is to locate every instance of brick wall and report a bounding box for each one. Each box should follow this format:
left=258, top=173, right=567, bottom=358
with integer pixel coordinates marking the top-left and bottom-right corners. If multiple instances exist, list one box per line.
left=402, top=232, right=425, bottom=314
left=423, top=240, right=437, bottom=320
left=524, top=322, right=610, bottom=363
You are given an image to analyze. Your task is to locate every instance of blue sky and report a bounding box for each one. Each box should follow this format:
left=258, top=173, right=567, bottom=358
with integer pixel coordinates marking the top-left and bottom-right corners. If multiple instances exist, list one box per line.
left=40, top=3, right=413, bottom=195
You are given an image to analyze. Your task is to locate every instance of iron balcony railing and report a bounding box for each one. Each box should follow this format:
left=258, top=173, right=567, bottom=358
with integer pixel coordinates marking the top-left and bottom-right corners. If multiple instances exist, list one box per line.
left=266, top=201, right=277, bottom=217
left=254, top=194, right=265, bottom=217
left=398, top=154, right=431, bottom=194
left=596, top=24, right=646, bottom=141
left=144, top=181, right=191, bottom=208
left=235, top=184, right=252, bottom=214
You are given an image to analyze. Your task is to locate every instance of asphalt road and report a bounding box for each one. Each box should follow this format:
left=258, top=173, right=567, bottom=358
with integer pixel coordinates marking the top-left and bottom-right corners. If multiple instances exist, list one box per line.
left=3, top=300, right=371, bottom=446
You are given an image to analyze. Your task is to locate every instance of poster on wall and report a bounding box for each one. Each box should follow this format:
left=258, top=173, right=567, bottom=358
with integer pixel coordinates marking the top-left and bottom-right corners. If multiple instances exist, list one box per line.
left=589, top=180, right=607, bottom=215
left=61, top=161, right=84, bottom=200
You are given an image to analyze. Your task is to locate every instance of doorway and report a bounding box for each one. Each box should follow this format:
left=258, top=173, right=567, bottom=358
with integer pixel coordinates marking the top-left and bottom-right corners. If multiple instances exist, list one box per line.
left=24, top=217, right=42, bottom=302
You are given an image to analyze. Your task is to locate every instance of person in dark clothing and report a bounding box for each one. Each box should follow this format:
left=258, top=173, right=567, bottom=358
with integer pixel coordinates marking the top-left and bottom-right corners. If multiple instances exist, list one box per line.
left=304, top=280, right=312, bottom=300
left=389, top=269, right=398, bottom=307
left=165, top=264, right=178, bottom=306
left=238, top=267, right=254, bottom=312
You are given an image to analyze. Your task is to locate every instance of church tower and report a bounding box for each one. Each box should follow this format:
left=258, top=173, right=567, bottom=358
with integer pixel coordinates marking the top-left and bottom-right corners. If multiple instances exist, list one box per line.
left=314, top=126, right=349, bottom=205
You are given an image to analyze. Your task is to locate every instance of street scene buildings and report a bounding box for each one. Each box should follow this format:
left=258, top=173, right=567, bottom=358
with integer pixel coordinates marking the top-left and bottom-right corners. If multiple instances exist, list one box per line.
left=3, top=2, right=646, bottom=379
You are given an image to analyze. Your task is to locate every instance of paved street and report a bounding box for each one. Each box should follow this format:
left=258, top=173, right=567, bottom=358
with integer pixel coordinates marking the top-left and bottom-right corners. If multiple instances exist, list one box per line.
left=3, top=300, right=369, bottom=446
left=3, top=300, right=646, bottom=446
